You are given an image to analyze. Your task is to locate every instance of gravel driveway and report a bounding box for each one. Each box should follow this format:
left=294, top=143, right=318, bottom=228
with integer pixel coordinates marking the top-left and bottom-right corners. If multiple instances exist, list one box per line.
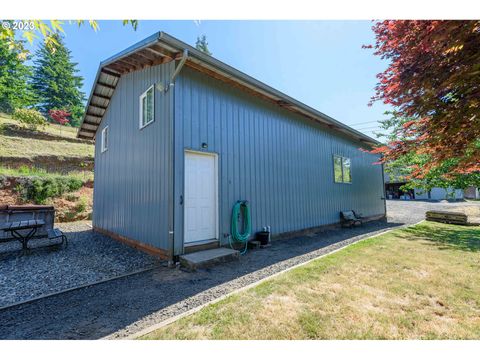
left=0, top=222, right=159, bottom=308
left=386, top=199, right=480, bottom=224
left=0, top=200, right=478, bottom=339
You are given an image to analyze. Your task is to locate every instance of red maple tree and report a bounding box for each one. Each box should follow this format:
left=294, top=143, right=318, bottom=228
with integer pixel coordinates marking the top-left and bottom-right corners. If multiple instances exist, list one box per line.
left=49, top=109, right=71, bottom=126
left=367, top=20, right=480, bottom=179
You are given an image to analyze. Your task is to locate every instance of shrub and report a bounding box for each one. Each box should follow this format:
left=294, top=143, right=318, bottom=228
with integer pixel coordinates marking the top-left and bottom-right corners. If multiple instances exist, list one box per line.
left=49, top=109, right=71, bottom=126
left=14, top=176, right=83, bottom=204
left=12, top=108, right=47, bottom=131
left=76, top=195, right=88, bottom=213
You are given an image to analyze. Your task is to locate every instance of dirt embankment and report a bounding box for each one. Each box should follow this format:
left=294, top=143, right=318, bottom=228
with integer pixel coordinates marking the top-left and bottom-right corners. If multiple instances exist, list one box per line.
left=2, top=123, right=93, bottom=145
left=0, top=177, right=93, bottom=222
left=0, top=155, right=94, bottom=173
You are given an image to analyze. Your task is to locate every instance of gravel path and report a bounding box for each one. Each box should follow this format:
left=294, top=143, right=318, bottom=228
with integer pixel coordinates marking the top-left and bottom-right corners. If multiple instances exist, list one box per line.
left=0, top=200, right=478, bottom=339
left=386, top=199, right=480, bottom=224
left=0, top=222, right=159, bottom=308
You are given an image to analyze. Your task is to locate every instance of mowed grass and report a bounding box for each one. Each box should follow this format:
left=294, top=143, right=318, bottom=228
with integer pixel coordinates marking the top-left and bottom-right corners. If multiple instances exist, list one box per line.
left=142, top=221, right=480, bottom=340
left=0, top=135, right=93, bottom=158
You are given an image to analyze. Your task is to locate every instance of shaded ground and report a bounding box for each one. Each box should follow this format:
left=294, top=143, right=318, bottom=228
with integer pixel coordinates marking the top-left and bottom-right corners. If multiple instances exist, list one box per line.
left=0, top=222, right=159, bottom=308
left=0, top=200, right=478, bottom=339
left=143, top=222, right=480, bottom=340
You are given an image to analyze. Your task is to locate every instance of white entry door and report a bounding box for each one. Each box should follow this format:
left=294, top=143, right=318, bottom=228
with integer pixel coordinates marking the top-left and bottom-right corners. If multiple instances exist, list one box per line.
left=184, top=151, right=218, bottom=244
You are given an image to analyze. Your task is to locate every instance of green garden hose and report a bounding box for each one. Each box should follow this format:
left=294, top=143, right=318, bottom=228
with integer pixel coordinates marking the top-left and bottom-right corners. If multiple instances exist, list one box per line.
left=230, top=200, right=251, bottom=255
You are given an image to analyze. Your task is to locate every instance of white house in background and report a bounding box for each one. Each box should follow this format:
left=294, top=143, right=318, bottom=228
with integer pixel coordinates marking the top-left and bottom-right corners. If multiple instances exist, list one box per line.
left=384, top=173, right=464, bottom=201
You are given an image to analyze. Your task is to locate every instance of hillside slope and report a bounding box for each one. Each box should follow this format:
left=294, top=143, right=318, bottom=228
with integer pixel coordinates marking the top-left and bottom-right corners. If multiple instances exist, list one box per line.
left=0, top=114, right=95, bottom=222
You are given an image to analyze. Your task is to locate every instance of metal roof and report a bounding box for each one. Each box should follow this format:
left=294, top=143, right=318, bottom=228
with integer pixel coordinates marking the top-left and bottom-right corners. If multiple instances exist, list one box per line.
left=78, top=31, right=379, bottom=146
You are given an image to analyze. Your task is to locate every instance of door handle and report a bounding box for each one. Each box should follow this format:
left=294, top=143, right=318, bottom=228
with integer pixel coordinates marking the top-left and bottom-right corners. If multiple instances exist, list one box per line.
left=180, top=195, right=183, bottom=205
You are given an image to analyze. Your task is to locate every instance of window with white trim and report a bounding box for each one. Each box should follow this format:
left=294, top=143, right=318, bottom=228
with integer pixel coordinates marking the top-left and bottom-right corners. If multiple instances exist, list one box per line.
left=101, top=126, right=108, bottom=153
left=139, top=85, right=155, bottom=129
left=333, top=155, right=351, bottom=183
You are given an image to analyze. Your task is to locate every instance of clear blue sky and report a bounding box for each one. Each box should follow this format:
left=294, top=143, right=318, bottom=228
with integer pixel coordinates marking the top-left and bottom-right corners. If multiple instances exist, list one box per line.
left=26, top=20, right=391, bottom=138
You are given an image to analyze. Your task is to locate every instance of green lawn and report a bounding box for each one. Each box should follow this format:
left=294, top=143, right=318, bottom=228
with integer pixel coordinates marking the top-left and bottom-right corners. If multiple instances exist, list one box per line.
left=142, top=221, right=480, bottom=340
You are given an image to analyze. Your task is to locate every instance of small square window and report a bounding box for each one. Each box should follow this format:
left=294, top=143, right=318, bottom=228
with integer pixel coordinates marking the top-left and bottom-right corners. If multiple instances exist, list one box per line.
left=101, top=126, right=108, bottom=153
left=139, top=85, right=155, bottom=129
left=333, top=155, right=352, bottom=183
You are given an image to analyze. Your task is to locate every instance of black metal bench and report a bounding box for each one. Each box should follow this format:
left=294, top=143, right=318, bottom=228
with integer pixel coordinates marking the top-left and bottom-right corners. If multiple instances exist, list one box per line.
left=47, top=228, right=68, bottom=248
left=340, top=210, right=364, bottom=228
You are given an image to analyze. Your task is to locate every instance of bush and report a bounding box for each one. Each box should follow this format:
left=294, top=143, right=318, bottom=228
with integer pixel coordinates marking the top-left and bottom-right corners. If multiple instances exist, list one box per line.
left=49, top=109, right=71, bottom=126
left=14, top=176, right=83, bottom=204
left=76, top=195, right=88, bottom=213
left=12, top=108, right=47, bottom=131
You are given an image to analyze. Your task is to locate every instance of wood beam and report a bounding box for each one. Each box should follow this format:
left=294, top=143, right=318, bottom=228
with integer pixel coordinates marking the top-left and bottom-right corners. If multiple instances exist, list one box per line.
left=119, top=57, right=144, bottom=69
left=148, top=45, right=174, bottom=59
left=101, top=68, right=121, bottom=77
left=92, top=93, right=111, bottom=101
left=115, top=60, right=137, bottom=72
left=107, top=63, right=130, bottom=74
left=130, top=53, right=153, bottom=67
left=83, top=120, right=100, bottom=126
left=78, top=131, right=95, bottom=138
left=97, top=81, right=116, bottom=90
left=89, top=103, right=108, bottom=110
left=135, top=50, right=157, bottom=62
left=85, top=112, right=103, bottom=119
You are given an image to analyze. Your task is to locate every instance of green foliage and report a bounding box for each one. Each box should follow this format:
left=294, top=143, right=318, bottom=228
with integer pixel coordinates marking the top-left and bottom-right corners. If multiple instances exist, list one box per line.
left=0, top=37, right=35, bottom=113
left=195, top=35, right=212, bottom=56
left=32, top=33, right=85, bottom=127
left=1, top=20, right=138, bottom=54
left=379, top=112, right=480, bottom=192
left=14, top=175, right=83, bottom=204
left=12, top=108, right=47, bottom=130
left=76, top=195, right=88, bottom=213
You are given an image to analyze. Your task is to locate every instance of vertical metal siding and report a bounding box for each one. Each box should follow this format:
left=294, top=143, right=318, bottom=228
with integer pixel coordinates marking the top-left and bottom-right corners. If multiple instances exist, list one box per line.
left=93, top=61, right=175, bottom=251
left=174, top=67, right=385, bottom=252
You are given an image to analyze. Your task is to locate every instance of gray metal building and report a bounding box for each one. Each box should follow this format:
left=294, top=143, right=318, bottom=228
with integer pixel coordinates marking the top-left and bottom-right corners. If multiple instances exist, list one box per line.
left=78, top=32, right=386, bottom=259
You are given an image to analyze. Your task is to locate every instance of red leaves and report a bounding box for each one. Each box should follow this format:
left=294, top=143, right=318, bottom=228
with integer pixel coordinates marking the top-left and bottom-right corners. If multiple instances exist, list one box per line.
left=367, top=20, right=480, bottom=178
left=49, top=109, right=71, bottom=126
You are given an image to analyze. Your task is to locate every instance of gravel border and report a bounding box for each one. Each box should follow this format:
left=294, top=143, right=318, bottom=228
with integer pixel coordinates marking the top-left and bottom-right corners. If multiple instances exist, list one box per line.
left=0, top=221, right=160, bottom=309
left=126, top=225, right=407, bottom=339
left=109, top=223, right=406, bottom=339
left=0, top=220, right=399, bottom=339
left=1, top=200, right=477, bottom=339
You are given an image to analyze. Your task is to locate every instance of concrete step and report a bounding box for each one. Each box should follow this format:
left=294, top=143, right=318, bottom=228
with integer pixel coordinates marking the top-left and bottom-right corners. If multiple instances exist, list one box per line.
left=179, top=247, right=240, bottom=270
left=184, top=239, right=219, bottom=254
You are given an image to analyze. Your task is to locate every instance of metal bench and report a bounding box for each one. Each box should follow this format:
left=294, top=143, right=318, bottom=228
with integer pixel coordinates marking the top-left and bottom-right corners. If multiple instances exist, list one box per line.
left=47, top=228, right=68, bottom=248
left=340, top=210, right=364, bottom=228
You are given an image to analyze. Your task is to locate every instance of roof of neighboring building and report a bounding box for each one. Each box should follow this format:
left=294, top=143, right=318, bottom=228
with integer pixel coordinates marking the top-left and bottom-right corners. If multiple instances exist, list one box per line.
left=77, top=31, right=380, bottom=146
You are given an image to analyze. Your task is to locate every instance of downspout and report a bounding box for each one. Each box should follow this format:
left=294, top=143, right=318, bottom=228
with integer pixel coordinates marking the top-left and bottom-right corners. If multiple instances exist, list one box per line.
left=167, top=49, right=188, bottom=91
left=167, top=49, right=188, bottom=266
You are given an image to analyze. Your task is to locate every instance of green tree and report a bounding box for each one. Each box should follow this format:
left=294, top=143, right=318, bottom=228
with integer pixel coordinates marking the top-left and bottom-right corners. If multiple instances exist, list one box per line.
left=0, top=36, right=35, bottom=113
left=32, top=33, right=85, bottom=127
left=195, top=35, right=212, bottom=56
left=0, top=20, right=138, bottom=53
left=376, top=111, right=480, bottom=193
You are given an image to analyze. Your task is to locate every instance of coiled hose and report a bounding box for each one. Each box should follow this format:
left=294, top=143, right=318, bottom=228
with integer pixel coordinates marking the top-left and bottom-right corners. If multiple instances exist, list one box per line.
left=230, top=200, right=251, bottom=255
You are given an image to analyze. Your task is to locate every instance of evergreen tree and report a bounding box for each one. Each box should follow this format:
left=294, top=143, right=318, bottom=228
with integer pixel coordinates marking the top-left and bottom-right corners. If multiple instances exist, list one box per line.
left=0, top=38, right=35, bottom=113
left=32, top=33, right=85, bottom=127
left=195, top=35, right=212, bottom=56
